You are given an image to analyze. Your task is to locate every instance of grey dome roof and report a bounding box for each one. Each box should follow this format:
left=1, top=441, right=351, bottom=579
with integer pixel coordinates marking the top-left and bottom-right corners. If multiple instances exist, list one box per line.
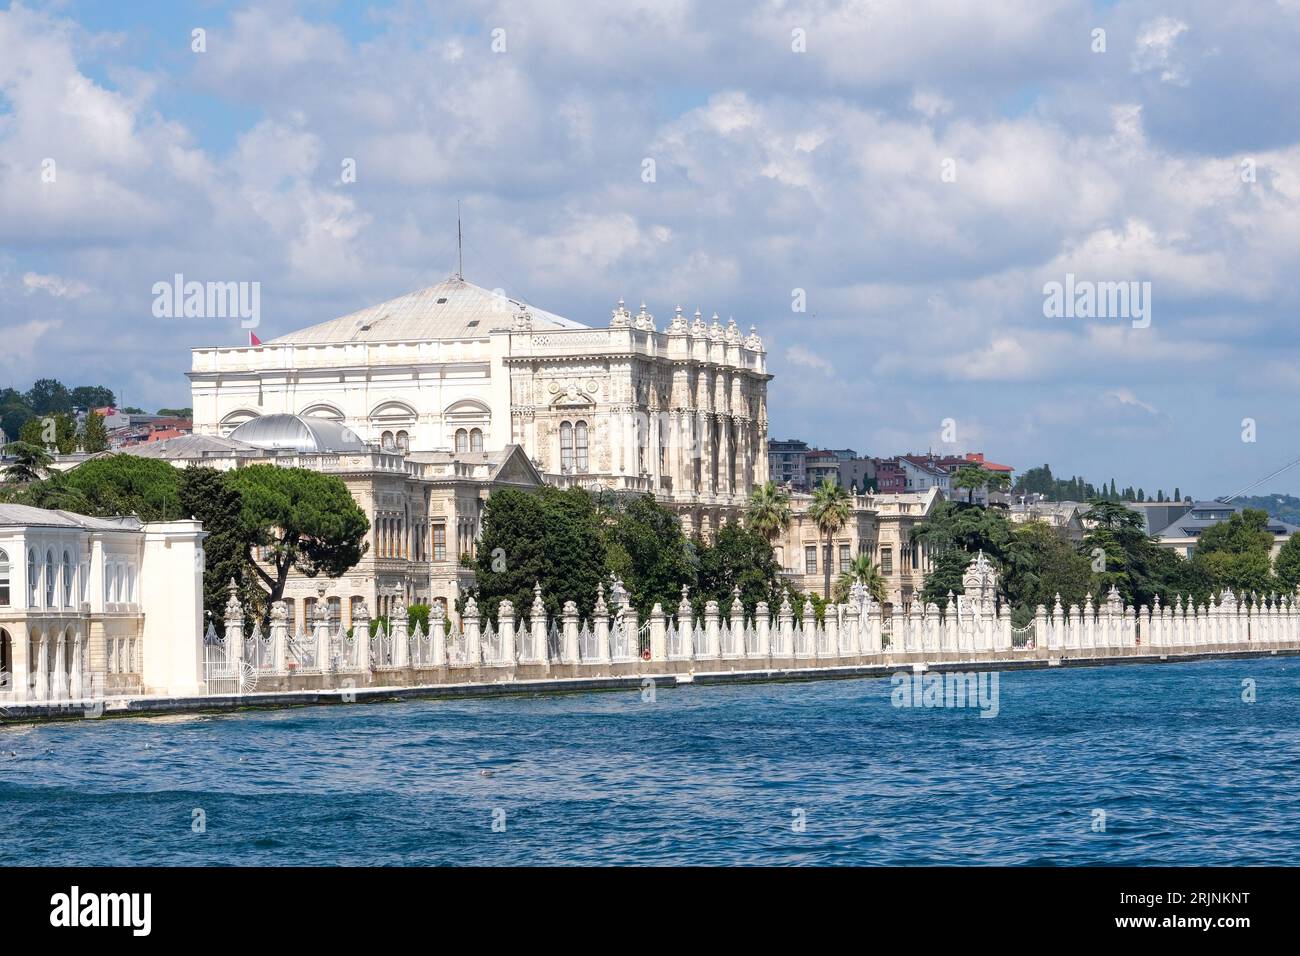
left=229, top=414, right=370, bottom=453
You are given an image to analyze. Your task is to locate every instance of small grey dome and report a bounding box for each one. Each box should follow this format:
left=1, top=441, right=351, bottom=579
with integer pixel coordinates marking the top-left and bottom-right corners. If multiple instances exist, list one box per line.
left=229, top=414, right=369, bottom=454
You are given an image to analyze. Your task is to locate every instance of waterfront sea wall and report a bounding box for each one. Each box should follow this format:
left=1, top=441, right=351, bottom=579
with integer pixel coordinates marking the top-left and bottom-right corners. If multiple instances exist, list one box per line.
left=4, top=574, right=1300, bottom=723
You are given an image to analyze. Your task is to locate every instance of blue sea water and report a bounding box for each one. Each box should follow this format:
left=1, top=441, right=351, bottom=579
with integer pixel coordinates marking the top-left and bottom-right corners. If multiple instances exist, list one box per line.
left=1, top=657, right=1298, bottom=866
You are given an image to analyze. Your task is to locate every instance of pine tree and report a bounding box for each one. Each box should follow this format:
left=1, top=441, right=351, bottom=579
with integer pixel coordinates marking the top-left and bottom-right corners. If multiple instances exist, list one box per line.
left=81, top=410, right=109, bottom=453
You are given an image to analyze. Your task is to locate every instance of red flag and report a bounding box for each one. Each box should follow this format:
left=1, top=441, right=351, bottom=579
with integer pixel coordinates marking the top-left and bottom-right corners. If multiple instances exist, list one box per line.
left=249, top=331, right=262, bottom=346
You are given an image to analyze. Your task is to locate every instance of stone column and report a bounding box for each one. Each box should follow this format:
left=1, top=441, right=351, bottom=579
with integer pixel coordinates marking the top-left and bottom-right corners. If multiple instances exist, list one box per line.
left=864, top=598, right=882, bottom=656
left=563, top=600, right=581, bottom=664
left=391, top=592, right=410, bottom=667
left=8, top=621, right=29, bottom=703
left=224, top=580, right=245, bottom=673
left=888, top=603, right=903, bottom=659
left=269, top=601, right=288, bottom=672
left=1034, top=603, right=1048, bottom=657
left=649, top=602, right=667, bottom=662
left=351, top=606, right=371, bottom=671
left=843, top=601, right=860, bottom=657
left=429, top=602, right=447, bottom=667
left=703, top=600, right=720, bottom=658
left=825, top=604, right=841, bottom=658
left=499, top=599, right=517, bottom=665
left=313, top=593, right=332, bottom=670
left=53, top=634, right=67, bottom=701
left=70, top=629, right=84, bottom=699
left=802, top=598, right=817, bottom=658
left=34, top=634, right=48, bottom=702
left=756, top=600, right=771, bottom=657
left=531, top=583, right=549, bottom=666
left=593, top=586, right=611, bottom=664
left=463, top=597, right=482, bottom=665
left=778, top=592, right=794, bottom=656
left=677, top=586, right=694, bottom=660
left=729, top=586, right=745, bottom=656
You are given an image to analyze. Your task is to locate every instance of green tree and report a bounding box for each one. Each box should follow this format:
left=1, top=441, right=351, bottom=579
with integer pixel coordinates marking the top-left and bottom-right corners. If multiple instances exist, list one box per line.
left=179, top=467, right=262, bottom=630
left=745, top=480, right=792, bottom=543
left=81, top=411, right=110, bottom=453
left=695, top=523, right=783, bottom=614
left=919, top=549, right=971, bottom=609
left=951, top=464, right=990, bottom=504
left=1191, top=508, right=1277, bottom=601
left=466, top=486, right=606, bottom=623
left=59, top=454, right=183, bottom=520
left=156, top=407, right=193, bottom=418
left=70, top=386, right=115, bottom=409
left=833, top=553, right=887, bottom=604
left=808, top=478, right=852, bottom=599
left=602, top=494, right=695, bottom=617
left=1274, top=533, right=1300, bottom=594
left=1001, top=520, right=1093, bottom=619
left=2, top=441, right=54, bottom=483
left=225, top=465, right=370, bottom=608
left=25, top=378, right=71, bottom=415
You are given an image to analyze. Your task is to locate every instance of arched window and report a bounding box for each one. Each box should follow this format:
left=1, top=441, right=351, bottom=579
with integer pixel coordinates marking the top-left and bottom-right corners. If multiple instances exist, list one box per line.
left=574, top=421, right=588, bottom=472
left=0, top=549, right=9, bottom=607
left=396, top=430, right=409, bottom=453
left=470, top=428, right=484, bottom=453
left=381, top=430, right=395, bottom=451
left=560, top=421, right=574, bottom=471
left=455, top=428, right=469, bottom=453
left=28, top=549, right=38, bottom=607
left=45, top=550, right=55, bottom=608
left=62, top=551, right=73, bottom=607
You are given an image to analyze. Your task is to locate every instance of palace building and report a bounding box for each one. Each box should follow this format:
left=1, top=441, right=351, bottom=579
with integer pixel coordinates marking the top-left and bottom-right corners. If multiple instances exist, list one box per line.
left=189, top=274, right=771, bottom=538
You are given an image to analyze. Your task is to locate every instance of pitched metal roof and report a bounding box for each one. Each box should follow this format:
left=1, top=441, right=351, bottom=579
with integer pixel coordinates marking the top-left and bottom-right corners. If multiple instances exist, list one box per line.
left=269, top=275, right=588, bottom=345
left=0, top=504, right=143, bottom=531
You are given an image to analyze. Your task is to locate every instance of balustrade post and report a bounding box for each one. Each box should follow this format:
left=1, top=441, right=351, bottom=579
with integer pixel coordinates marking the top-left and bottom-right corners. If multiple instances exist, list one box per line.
left=463, top=597, right=481, bottom=665
left=756, top=600, right=771, bottom=657
left=391, top=592, right=410, bottom=667
left=499, top=599, right=517, bottom=665
left=531, top=583, right=549, bottom=666
left=649, top=603, right=667, bottom=662
left=729, top=587, right=745, bottom=657
left=270, top=601, right=288, bottom=671
left=353, top=601, right=371, bottom=672
left=704, top=600, right=721, bottom=658
left=224, top=580, right=245, bottom=673
left=677, top=586, right=695, bottom=660
left=843, top=600, right=859, bottom=657
left=429, top=602, right=447, bottom=667
left=563, top=600, right=581, bottom=664
left=593, top=586, right=611, bottom=664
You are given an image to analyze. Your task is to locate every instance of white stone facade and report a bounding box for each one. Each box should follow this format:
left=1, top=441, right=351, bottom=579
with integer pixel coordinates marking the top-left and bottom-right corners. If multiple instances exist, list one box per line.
left=189, top=277, right=770, bottom=534
left=0, top=505, right=205, bottom=702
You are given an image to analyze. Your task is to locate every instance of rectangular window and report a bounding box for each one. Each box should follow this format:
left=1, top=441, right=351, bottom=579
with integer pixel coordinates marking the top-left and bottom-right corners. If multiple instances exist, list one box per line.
left=433, top=523, right=446, bottom=562
left=805, top=546, right=817, bottom=574
left=839, top=544, right=851, bottom=571
left=881, top=548, right=893, bottom=575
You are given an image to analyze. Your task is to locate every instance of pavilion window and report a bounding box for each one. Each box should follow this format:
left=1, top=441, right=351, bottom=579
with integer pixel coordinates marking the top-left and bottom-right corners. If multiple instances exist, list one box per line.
left=28, top=549, right=37, bottom=606
left=0, top=548, right=9, bottom=606
left=574, top=421, right=588, bottom=472
left=396, top=430, right=409, bottom=453
left=45, top=550, right=55, bottom=608
left=381, top=430, right=395, bottom=451
left=62, top=550, right=73, bottom=607
left=560, top=421, right=574, bottom=471
left=455, top=429, right=469, bottom=454
left=470, top=428, right=484, bottom=453
left=433, top=523, right=446, bottom=562
left=805, top=546, right=817, bottom=574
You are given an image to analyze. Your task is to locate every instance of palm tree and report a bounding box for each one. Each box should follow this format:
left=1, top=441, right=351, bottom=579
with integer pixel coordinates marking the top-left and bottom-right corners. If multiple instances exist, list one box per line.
left=746, top=481, right=792, bottom=543
left=2, top=441, right=53, bottom=483
left=951, top=464, right=990, bottom=504
left=834, top=553, right=887, bottom=604
left=808, top=478, right=852, bottom=599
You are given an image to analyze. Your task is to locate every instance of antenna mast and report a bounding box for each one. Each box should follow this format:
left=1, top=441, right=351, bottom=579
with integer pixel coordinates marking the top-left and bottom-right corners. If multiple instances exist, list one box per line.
left=456, top=200, right=463, bottom=279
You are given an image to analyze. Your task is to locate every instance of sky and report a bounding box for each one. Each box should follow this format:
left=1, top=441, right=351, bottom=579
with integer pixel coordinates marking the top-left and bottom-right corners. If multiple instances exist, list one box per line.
left=3, top=0, right=1300, bottom=499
